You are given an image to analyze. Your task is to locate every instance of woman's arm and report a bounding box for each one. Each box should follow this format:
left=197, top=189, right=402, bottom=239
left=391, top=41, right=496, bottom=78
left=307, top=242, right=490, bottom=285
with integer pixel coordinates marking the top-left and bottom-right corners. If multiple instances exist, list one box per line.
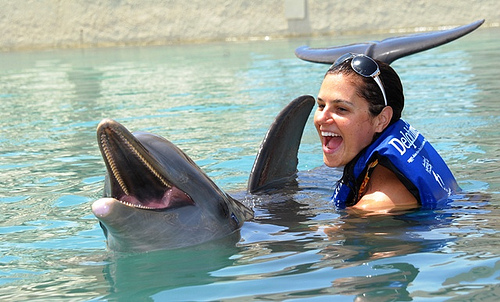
left=350, top=164, right=418, bottom=214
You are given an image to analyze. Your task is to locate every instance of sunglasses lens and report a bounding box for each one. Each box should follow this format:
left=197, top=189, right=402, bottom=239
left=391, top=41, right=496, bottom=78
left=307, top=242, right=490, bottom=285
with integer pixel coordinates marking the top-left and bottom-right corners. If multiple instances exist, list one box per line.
left=328, top=53, right=388, bottom=107
left=351, top=56, right=379, bottom=77
left=333, top=53, right=354, bottom=67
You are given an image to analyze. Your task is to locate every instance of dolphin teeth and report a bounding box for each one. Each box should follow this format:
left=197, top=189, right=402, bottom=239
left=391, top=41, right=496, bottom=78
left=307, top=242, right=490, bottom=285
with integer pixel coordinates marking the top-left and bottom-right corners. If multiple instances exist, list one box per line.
left=100, top=133, right=129, bottom=195
left=101, top=127, right=173, bottom=199
left=118, top=131, right=172, bottom=189
left=119, top=199, right=156, bottom=210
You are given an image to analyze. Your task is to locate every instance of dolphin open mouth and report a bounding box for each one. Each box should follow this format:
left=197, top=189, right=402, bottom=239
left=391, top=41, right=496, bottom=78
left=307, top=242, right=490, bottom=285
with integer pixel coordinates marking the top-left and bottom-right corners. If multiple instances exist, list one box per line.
left=97, top=119, right=194, bottom=210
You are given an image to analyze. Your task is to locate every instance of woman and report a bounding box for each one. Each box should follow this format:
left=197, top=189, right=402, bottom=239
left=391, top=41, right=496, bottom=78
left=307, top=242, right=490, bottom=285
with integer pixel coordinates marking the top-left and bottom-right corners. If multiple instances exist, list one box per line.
left=314, top=53, right=459, bottom=213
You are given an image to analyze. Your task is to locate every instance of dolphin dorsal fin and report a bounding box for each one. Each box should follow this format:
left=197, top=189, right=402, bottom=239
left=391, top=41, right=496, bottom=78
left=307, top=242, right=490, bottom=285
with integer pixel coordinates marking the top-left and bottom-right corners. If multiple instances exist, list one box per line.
left=295, top=19, right=484, bottom=64
left=248, top=95, right=315, bottom=193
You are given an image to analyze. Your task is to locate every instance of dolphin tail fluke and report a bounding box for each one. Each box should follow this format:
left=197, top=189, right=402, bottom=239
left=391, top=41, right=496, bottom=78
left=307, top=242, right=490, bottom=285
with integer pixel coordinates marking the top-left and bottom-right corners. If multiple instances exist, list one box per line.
left=295, top=19, right=485, bottom=64
left=248, top=95, right=315, bottom=194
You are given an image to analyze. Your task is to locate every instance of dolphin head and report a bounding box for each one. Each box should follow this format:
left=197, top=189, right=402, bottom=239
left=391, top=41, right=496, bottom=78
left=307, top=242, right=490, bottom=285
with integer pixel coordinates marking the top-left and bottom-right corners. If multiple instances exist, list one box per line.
left=92, top=119, right=253, bottom=252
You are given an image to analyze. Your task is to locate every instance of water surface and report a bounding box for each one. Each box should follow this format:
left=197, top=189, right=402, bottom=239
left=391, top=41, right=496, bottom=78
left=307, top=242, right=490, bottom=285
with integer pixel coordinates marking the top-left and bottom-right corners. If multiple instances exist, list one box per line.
left=1, top=27, right=499, bottom=301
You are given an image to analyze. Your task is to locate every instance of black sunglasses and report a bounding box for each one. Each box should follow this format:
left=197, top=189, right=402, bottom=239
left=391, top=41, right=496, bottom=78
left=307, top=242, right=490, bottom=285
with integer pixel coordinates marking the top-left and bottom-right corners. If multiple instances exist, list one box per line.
left=330, top=53, right=388, bottom=107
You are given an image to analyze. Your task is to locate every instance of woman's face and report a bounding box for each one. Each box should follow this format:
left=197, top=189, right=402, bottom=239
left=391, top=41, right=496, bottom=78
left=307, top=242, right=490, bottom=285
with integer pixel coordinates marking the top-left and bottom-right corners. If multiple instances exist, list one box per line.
left=314, top=73, right=386, bottom=167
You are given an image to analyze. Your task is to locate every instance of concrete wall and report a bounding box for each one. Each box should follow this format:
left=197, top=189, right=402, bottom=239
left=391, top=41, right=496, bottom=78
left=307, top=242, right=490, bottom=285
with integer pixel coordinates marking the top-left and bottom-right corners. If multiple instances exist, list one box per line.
left=1, top=0, right=498, bottom=51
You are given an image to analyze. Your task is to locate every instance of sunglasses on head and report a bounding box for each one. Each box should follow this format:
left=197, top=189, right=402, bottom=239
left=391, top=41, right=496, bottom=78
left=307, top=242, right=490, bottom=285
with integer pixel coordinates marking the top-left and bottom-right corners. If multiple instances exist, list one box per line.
left=330, top=53, right=388, bottom=107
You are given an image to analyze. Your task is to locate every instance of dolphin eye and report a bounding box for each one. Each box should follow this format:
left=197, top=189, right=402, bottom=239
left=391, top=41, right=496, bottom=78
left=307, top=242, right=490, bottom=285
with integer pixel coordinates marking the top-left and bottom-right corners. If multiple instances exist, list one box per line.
left=231, top=213, right=239, bottom=225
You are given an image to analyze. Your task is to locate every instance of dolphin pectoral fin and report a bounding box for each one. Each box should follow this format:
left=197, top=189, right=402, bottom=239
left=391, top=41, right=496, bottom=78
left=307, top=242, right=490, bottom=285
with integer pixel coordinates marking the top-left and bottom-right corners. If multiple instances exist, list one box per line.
left=248, top=95, right=315, bottom=194
left=295, top=19, right=485, bottom=64
left=229, top=196, right=254, bottom=222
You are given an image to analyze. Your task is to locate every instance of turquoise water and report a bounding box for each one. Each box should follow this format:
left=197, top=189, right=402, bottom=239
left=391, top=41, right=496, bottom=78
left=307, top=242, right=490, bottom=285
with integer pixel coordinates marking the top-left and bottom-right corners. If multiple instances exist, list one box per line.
left=1, top=27, right=499, bottom=301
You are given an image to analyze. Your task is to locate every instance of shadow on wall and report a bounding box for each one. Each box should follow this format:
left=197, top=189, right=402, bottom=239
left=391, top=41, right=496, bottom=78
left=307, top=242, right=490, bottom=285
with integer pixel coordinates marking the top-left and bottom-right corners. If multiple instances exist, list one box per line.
left=285, top=0, right=312, bottom=36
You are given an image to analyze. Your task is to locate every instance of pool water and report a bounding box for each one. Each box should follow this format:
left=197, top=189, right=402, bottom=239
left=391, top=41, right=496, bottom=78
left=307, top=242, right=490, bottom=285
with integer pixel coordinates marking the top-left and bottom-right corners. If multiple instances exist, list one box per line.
left=1, top=27, right=499, bottom=301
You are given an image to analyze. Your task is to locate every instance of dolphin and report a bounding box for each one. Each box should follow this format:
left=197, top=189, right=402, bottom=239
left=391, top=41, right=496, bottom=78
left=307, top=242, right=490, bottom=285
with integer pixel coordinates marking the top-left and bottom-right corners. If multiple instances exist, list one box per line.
left=294, top=19, right=484, bottom=65
left=92, top=119, right=253, bottom=252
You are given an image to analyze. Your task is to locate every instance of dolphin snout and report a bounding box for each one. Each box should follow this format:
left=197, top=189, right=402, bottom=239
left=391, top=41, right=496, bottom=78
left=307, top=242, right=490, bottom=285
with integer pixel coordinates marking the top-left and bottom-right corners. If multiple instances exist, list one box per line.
left=97, top=118, right=116, bottom=130
left=92, top=198, right=116, bottom=217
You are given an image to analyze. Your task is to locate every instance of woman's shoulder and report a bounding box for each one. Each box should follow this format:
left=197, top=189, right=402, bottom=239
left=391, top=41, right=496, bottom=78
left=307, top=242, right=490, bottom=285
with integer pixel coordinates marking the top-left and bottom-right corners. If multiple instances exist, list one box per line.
left=351, top=164, right=419, bottom=214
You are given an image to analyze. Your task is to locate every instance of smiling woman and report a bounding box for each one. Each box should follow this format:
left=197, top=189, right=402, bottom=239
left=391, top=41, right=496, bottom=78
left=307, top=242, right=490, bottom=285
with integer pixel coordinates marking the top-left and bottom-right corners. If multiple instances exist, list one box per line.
left=315, top=54, right=459, bottom=213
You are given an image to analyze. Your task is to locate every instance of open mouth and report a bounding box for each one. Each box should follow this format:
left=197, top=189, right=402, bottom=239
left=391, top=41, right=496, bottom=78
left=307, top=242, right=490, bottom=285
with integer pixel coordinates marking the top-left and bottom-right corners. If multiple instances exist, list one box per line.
left=321, top=131, right=343, bottom=152
left=97, top=119, right=194, bottom=210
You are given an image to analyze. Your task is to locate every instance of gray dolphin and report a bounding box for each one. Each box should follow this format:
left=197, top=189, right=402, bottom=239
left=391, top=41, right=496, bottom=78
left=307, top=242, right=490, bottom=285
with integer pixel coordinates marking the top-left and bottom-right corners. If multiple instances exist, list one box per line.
left=92, top=119, right=253, bottom=252
left=295, top=19, right=484, bottom=64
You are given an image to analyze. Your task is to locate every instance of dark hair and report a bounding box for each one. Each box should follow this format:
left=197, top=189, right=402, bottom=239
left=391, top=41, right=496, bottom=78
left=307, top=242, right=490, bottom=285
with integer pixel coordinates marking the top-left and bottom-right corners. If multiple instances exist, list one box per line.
left=326, top=57, right=404, bottom=125
left=326, top=57, right=405, bottom=206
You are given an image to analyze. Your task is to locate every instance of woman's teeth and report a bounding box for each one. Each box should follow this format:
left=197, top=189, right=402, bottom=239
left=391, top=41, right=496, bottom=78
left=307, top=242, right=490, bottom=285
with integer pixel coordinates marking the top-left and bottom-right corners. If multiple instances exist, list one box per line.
left=321, top=131, right=340, bottom=137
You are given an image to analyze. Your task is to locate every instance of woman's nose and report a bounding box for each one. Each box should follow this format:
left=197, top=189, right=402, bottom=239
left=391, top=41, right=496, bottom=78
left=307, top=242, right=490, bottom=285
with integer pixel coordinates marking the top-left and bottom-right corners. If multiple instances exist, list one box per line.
left=317, top=109, right=333, bottom=124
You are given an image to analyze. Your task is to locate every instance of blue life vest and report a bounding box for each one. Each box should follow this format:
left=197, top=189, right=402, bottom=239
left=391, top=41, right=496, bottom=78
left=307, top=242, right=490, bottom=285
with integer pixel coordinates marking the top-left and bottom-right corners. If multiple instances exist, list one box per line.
left=332, top=119, right=459, bottom=209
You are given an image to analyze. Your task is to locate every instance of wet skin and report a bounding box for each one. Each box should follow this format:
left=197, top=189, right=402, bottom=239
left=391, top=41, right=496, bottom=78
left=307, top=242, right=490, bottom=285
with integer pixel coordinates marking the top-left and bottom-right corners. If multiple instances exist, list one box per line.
left=314, top=73, right=387, bottom=167
left=92, top=119, right=253, bottom=252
